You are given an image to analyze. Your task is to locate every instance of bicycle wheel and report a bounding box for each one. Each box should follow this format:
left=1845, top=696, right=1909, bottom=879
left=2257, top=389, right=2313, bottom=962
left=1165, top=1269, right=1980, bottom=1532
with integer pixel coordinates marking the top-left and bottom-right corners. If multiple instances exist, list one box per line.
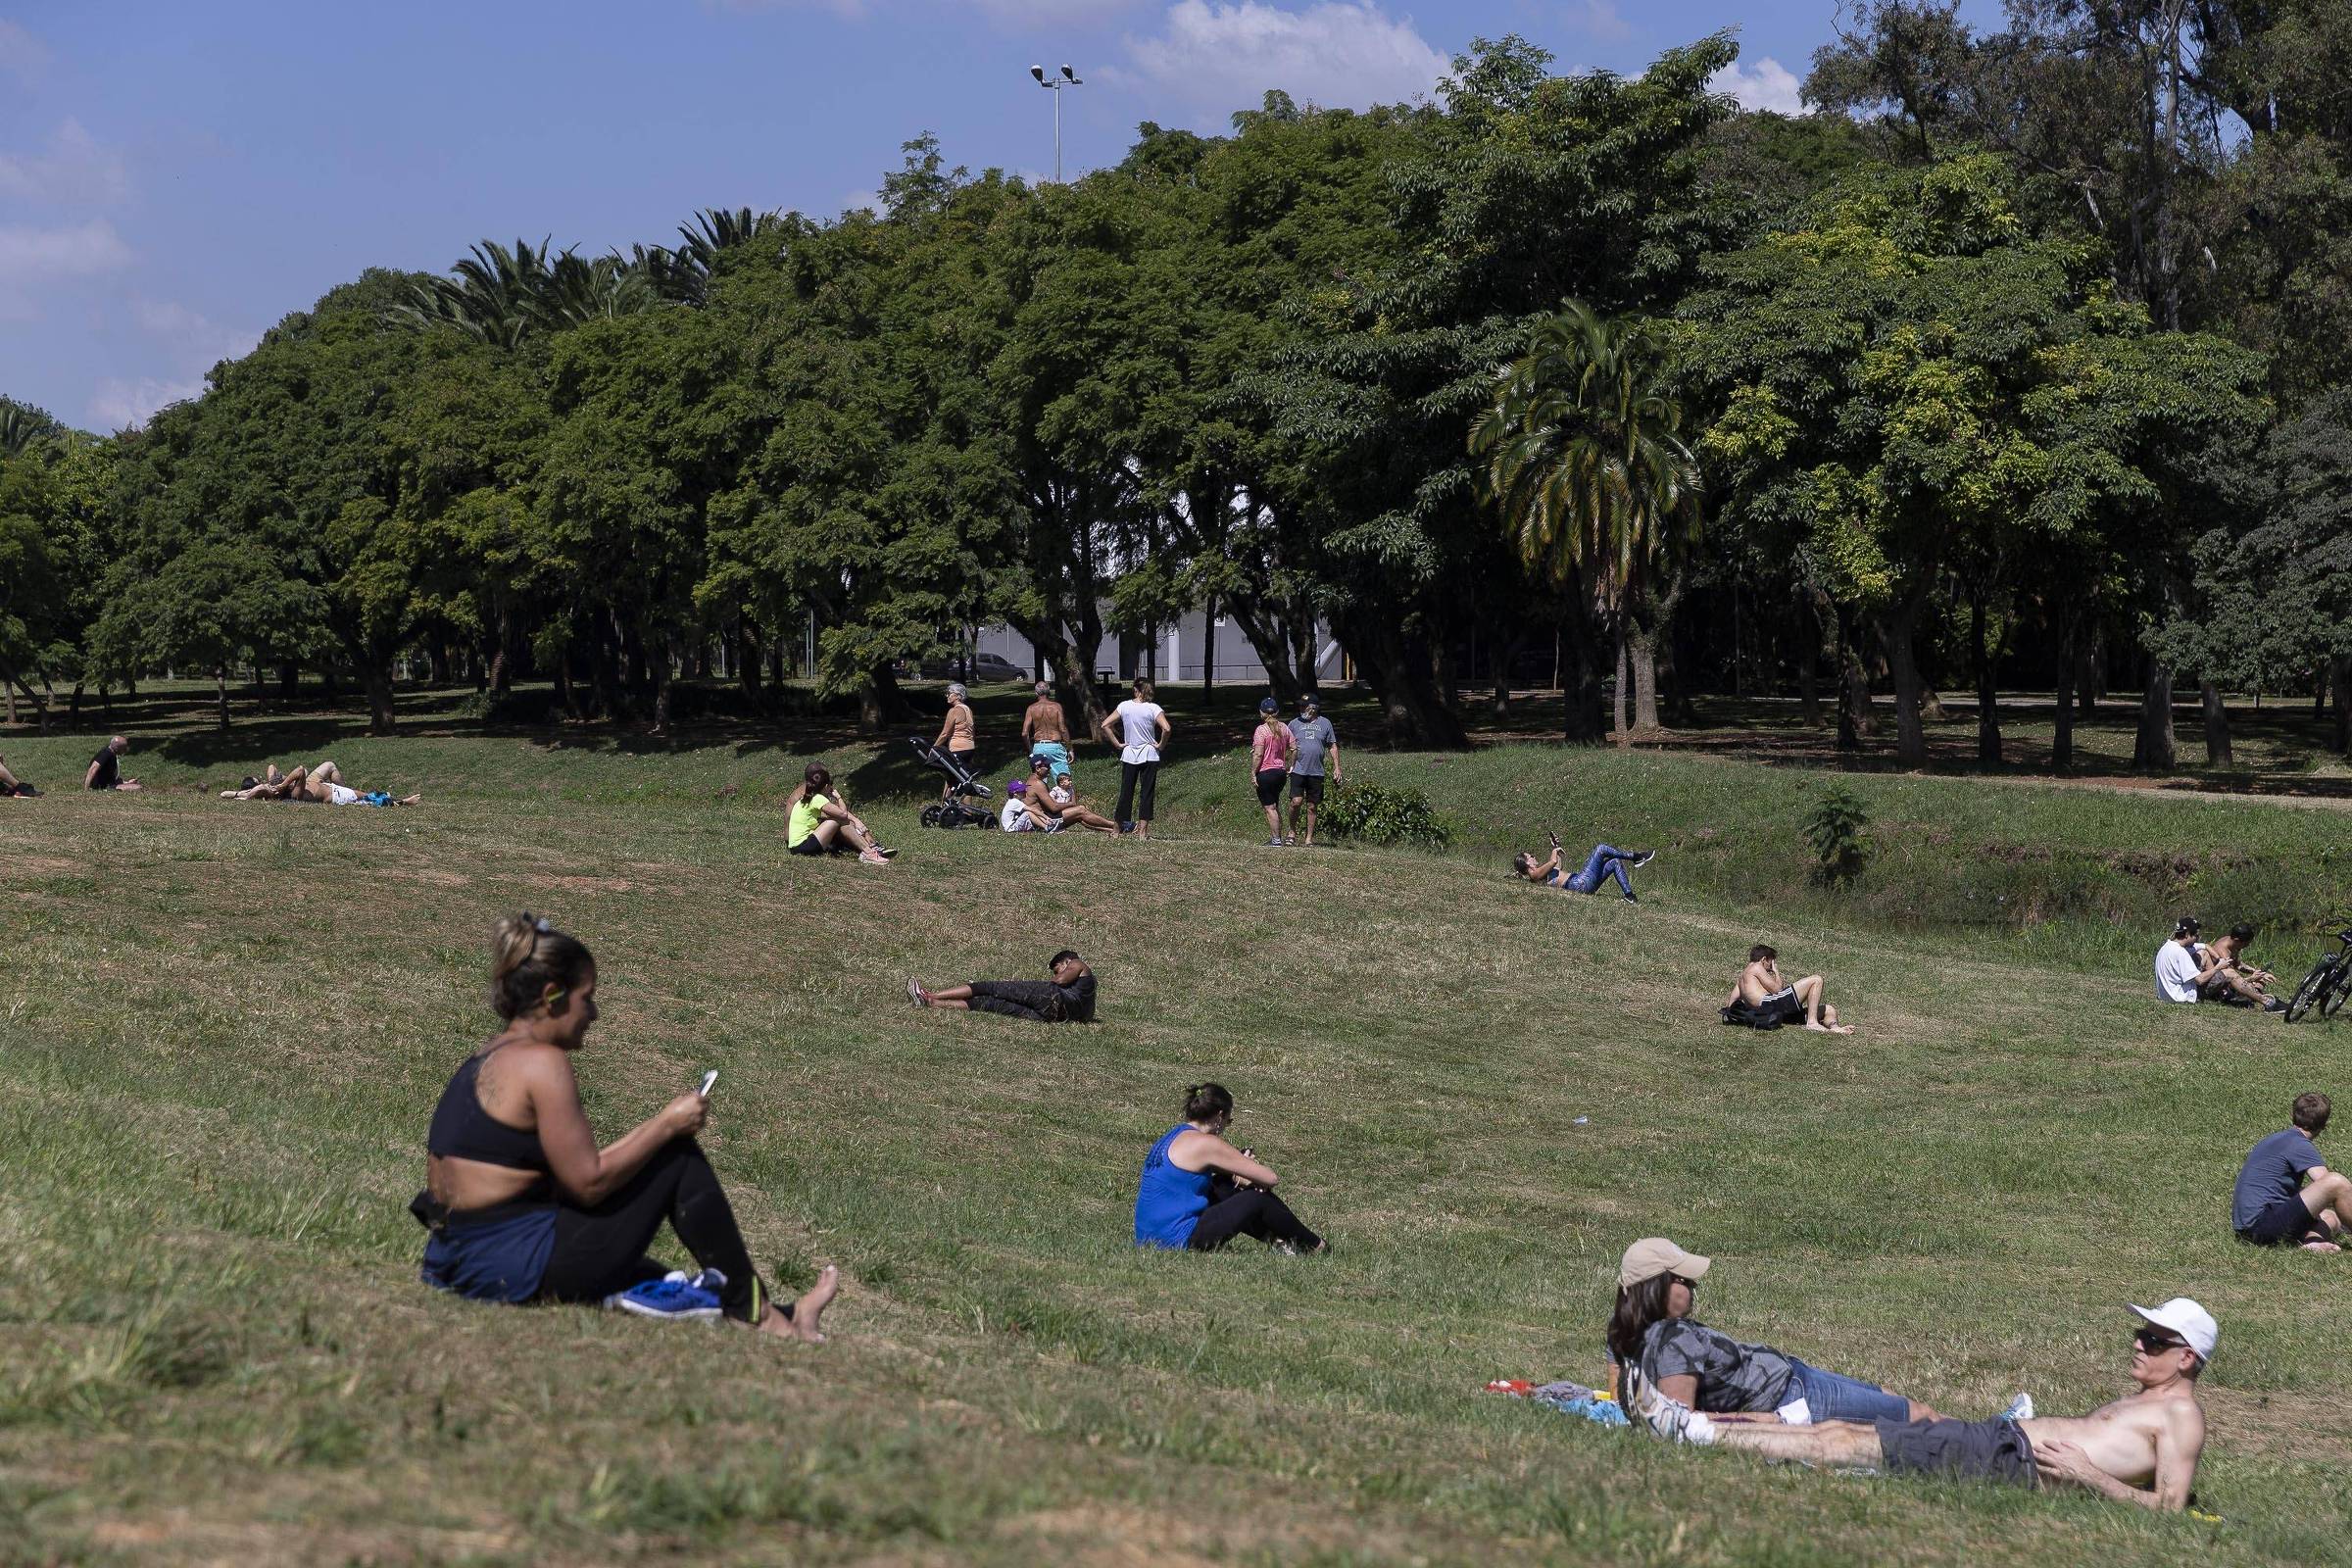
left=2323, top=959, right=2352, bottom=1018
left=2285, top=957, right=2337, bottom=1023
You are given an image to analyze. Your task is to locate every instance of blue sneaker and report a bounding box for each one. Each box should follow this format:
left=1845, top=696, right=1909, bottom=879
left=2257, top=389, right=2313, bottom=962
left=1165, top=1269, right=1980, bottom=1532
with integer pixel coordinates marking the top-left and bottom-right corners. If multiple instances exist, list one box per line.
left=605, top=1269, right=722, bottom=1321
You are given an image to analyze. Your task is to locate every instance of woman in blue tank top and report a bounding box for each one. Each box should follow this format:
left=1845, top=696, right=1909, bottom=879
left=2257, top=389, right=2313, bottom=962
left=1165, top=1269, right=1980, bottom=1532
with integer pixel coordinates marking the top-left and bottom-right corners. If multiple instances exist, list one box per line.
left=416, top=912, right=841, bottom=1342
left=1133, top=1083, right=1325, bottom=1253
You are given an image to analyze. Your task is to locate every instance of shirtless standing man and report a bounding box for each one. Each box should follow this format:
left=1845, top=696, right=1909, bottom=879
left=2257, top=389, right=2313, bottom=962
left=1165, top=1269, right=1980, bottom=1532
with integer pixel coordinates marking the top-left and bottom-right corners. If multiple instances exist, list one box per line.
left=1730, top=944, right=1852, bottom=1034
left=1022, top=680, right=1072, bottom=781
left=1649, top=1299, right=2213, bottom=1512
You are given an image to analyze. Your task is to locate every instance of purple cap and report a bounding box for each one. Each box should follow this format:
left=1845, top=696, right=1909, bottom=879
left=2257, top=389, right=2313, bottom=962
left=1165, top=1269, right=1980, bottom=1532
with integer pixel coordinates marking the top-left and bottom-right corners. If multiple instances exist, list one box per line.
left=1007, top=779, right=1027, bottom=794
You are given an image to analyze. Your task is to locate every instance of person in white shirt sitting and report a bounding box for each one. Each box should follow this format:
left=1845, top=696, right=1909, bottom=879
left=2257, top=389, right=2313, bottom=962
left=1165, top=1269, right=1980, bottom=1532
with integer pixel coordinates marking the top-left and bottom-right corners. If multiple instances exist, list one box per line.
left=2154, top=916, right=2281, bottom=1011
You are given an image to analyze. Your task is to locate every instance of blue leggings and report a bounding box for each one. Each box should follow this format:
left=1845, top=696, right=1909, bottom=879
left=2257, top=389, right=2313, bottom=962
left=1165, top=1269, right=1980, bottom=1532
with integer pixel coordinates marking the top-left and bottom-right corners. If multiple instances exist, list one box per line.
left=1564, top=844, right=1637, bottom=897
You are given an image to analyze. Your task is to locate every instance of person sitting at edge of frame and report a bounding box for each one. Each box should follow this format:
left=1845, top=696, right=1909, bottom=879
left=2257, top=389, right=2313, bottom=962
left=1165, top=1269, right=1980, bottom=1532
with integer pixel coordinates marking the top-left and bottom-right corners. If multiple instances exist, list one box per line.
left=1637, top=1298, right=2215, bottom=1514
left=1513, top=830, right=1652, bottom=903
left=1132, top=1082, right=1326, bottom=1254
left=1605, top=1238, right=1975, bottom=1428
left=907, top=948, right=1098, bottom=1022
left=2155, top=915, right=2283, bottom=1011
left=1726, top=943, right=1854, bottom=1034
left=2231, top=1091, right=2347, bottom=1252
left=415, top=912, right=839, bottom=1340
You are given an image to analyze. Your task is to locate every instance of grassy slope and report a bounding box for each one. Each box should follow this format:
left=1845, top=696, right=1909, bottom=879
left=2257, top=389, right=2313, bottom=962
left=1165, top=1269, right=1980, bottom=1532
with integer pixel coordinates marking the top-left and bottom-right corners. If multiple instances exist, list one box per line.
left=2, top=703, right=2348, bottom=1566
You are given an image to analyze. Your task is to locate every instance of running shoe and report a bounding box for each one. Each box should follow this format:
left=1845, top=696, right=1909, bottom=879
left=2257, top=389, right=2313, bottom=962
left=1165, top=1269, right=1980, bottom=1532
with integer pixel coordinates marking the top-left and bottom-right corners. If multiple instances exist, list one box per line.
left=1631, top=1380, right=1717, bottom=1445
left=907, top=980, right=929, bottom=1007
left=1267, top=836, right=1285, bottom=847
left=1621, top=893, right=1640, bottom=904
left=2001, top=1392, right=2034, bottom=1422
left=1632, top=849, right=1657, bottom=867
left=605, top=1270, right=722, bottom=1320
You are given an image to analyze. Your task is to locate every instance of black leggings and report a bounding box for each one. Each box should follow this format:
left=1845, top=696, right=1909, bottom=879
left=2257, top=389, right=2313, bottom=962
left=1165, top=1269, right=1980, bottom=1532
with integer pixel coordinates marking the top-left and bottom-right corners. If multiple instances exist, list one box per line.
left=966, top=979, right=1067, bottom=1022
left=534, top=1139, right=780, bottom=1322
left=1116, top=760, right=1159, bottom=825
left=1187, top=1174, right=1323, bottom=1252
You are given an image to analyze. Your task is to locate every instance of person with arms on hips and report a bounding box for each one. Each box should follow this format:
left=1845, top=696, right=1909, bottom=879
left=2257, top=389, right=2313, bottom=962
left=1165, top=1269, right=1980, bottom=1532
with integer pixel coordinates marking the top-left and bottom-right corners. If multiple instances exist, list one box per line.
left=2231, top=1092, right=2346, bottom=1251
left=1022, top=679, right=1072, bottom=780
left=1250, top=697, right=1296, bottom=846
left=785, top=763, right=892, bottom=864
left=1726, top=944, right=1853, bottom=1034
left=907, top=949, right=1098, bottom=1022
left=1513, top=831, right=1653, bottom=904
left=933, top=683, right=978, bottom=799
left=1669, top=1300, right=2214, bottom=1513
left=416, top=913, right=838, bottom=1340
left=2154, top=916, right=2282, bottom=1009
left=85, top=735, right=140, bottom=791
left=1286, top=693, right=1340, bottom=846
left=1133, top=1082, right=1325, bottom=1253
left=1099, top=677, right=1170, bottom=838
left=1608, top=1239, right=1952, bottom=1428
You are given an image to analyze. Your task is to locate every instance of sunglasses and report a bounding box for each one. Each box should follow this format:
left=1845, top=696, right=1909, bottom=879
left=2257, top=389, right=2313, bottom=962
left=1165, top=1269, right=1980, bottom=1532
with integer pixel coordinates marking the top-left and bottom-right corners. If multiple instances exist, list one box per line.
left=2133, top=1329, right=2186, bottom=1355
left=1671, top=1274, right=1700, bottom=1293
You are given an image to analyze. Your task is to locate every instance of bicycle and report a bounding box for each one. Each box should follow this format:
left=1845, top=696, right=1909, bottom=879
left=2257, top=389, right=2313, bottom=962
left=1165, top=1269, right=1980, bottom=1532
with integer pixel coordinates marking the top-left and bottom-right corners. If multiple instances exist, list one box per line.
left=2282, top=919, right=2352, bottom=1022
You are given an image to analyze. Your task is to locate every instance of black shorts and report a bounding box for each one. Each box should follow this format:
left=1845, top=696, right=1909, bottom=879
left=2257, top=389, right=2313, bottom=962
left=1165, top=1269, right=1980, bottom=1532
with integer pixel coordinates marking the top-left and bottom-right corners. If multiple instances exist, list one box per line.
left=2197, top=979, right=2253, bottom=1005
left=2236, top=1194, right=2321, bottom=1246
left=1758, top=987, right=1805, bottom=1025
left=1255, top=767, right=1287, bottom=807
left=1289, top=773, right=1325, bottom=805
left=1874, top=1417, right=2036, bottom=1489
left=788, top=836, right=853, bottom=858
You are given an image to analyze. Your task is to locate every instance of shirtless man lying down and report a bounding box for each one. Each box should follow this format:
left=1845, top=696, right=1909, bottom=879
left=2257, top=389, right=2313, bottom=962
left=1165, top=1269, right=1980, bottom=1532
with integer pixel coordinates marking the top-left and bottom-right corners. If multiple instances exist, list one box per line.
left=1640, top=1298, right=2212, bottom=1511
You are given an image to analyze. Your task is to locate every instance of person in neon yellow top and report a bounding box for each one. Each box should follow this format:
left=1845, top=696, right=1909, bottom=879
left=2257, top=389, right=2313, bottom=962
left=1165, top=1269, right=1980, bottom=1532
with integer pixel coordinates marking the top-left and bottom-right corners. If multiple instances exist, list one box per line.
left=784, top=763, right=893, bottom=864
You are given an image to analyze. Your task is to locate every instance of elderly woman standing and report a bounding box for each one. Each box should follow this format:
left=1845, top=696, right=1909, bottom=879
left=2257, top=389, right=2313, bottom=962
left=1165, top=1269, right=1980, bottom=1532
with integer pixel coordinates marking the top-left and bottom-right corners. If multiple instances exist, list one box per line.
left=934, top=682, right=979, bottom=794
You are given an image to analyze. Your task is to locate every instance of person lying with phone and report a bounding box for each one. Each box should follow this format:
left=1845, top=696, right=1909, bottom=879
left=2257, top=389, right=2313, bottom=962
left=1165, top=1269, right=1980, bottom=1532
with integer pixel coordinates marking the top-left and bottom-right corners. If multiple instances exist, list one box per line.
left=1513, top=830, right=1654, bottom=903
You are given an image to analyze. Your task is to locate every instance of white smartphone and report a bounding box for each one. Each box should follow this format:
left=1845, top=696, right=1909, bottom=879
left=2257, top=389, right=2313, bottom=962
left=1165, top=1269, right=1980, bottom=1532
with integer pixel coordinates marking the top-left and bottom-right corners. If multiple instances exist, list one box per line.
left=698, top=1070, right=718, bottom=1098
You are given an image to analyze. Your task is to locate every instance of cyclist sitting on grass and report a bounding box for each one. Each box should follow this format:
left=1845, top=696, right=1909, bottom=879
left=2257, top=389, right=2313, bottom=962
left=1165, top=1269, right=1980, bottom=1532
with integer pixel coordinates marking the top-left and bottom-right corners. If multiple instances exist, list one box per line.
left=1513, top=831, right=1653, bottom=903
left=2231, top=1092, right=2347, bottom=1252
left=1727, top=944, right=1853, bottom=1034
left=416, top=912, right=837, bottom=1340
left=2154, top=916, right=2283, bottom=1011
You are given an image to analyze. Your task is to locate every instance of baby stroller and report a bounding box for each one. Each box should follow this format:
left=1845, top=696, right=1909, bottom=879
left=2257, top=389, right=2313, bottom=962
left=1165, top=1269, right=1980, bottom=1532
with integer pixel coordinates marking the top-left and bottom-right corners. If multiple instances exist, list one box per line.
left=908, top=735, right=995, bottom=828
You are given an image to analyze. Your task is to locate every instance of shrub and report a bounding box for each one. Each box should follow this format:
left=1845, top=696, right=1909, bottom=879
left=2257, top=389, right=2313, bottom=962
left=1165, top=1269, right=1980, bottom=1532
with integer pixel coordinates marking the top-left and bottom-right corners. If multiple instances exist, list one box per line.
left=1319, top=781, right=1452, bottom=850
left=1802, top=783, right=1870, bottom=883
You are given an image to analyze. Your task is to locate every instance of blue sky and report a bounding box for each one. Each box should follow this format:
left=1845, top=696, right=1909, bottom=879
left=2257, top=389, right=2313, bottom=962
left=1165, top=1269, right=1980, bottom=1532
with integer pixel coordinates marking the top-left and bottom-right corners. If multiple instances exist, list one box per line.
left=0, top=1, right=2001, bottom=432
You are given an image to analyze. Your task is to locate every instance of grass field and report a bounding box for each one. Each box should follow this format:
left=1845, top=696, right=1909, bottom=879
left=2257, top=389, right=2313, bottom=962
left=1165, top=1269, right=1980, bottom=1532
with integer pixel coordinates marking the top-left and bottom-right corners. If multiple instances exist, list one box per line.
left=3, top=687, right=2348, bottom=1566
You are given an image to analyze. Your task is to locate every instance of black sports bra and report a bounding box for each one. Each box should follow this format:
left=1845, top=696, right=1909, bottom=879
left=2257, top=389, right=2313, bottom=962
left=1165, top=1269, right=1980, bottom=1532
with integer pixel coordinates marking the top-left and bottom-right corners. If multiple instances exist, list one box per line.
left=425, top=1046, right=549, bottom=1171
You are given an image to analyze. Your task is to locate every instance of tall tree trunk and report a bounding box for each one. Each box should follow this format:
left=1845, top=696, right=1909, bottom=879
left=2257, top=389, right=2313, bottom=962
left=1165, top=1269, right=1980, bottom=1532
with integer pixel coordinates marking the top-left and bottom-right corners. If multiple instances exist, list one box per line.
left=362, top=661, right=398, bottom=736
left=2315, top=662, right=2328, bottom=719
left=1201, top=596, right=1216, bottom=697
left=216, top=664, right=229, bottom=730
left=429, top=640, right=453, bottom=687
left=2133, top=656, right=2177, bottom=770
left=2333, top=656, right=2352, bottom=754
left=736, top=617, right=762, bottom=698
left=278, top=661, right=299, bottom=700
left=1558, top=598, right=1606, bottom=745
left=1612, top=623, right=1630, bottom=742
left=2200, top=679, right=2231, bottom=765
left=2052, top=618, right=2077, bottom=771
left=1879, top=604, right=1928, bottom=767
left=1343, top=612, right=1469, bottom=748
left=651, top=635, right=675, bottom=736
left=1973, top=593, right=2000, bottom=765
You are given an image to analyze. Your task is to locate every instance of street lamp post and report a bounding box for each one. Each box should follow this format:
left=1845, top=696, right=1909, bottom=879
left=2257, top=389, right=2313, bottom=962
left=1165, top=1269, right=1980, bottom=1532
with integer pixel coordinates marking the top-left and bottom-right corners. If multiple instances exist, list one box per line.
left=1029, top=64, right=1083, bottom=183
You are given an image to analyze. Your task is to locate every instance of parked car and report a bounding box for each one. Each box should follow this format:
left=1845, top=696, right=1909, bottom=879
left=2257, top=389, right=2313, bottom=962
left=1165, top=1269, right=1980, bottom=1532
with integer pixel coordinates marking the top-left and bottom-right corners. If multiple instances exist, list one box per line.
left=919, top=651, right=1028, bottom=683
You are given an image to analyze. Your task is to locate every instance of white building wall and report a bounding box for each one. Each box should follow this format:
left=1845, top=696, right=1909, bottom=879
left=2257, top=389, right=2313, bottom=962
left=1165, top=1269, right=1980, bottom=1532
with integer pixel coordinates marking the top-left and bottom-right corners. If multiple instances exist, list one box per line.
left=970, top=608, right=1343, bottom=685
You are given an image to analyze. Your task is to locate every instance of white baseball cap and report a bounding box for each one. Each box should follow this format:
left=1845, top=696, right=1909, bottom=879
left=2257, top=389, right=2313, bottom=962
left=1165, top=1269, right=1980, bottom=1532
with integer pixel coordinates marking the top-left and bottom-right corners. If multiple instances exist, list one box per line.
left=2128, top=1298, right=2217, bottom=1362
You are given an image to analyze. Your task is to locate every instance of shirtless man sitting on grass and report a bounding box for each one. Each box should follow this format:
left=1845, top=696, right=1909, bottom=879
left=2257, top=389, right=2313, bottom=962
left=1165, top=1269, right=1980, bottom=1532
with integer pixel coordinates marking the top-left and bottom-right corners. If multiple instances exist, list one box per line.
left=1730, top=944, right=1852, bottom=1034
left=1643, top=1299, right=2213, bottom=1512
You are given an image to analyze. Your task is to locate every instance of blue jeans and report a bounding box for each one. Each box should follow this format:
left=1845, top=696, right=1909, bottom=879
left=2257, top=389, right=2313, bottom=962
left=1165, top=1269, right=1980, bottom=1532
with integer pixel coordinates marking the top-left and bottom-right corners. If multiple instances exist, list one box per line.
left=1564, top=844, right=1637, bottom=897
left=1787, top=1359, right=1910, bottom=1424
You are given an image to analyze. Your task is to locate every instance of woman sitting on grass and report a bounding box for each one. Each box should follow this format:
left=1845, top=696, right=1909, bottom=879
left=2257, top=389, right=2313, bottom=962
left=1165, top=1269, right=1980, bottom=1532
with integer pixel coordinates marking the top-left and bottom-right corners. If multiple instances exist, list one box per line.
left=1514, top=830, right=1653, bottom=904
left=416, top=912, right=837, bottom=1341
left=1608, top=1238, right=1952, bottom=1430
left=1133, top=1082, right=1326, bottom=1254
left=785, top=763, right=893, bottom=863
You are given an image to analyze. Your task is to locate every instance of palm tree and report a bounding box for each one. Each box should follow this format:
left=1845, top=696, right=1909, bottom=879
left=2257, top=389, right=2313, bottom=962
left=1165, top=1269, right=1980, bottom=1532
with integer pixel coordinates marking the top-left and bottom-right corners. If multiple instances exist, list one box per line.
left=1470, top=301, right=1702, bottom=740
left=0, top=397, right=60, bottom=461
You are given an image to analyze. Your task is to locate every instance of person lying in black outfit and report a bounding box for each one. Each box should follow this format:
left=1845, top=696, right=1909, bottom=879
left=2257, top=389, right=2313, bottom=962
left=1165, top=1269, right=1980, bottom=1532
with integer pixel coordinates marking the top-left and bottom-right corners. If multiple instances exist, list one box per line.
left=906, top=949, right=1097, bottom=1021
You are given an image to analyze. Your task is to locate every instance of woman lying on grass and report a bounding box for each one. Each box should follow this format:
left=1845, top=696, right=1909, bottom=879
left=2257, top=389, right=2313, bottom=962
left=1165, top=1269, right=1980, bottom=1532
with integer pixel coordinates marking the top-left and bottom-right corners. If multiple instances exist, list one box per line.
left=1133, top=1082, right=1326, bottom=1254
left=1608, top=1238, right=1953, bottom=1428
left=1514, top=830, right=1653, bottom=903
left=415, top=912, right=837, bottom=1341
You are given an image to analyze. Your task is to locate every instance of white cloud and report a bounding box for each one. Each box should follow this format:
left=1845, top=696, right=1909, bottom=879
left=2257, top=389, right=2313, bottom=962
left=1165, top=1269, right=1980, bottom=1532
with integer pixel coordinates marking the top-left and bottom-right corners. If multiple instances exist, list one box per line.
left=0, top=120, right=131, bottom=206
left=0, top=220, right=133, bottom=316
left=0, top=20, right=50, bottom=83
left=1709, top=57, right=1805, bottom=116
left=1567, top=0, right=1629, bottom=42
left=87, top=375, right=206, bottom=432
left=129, top=297, right=261, bottom=366
left=1109, top=2, right=1446, bottom=124
left=972, top=0, right=1139, bottom=23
